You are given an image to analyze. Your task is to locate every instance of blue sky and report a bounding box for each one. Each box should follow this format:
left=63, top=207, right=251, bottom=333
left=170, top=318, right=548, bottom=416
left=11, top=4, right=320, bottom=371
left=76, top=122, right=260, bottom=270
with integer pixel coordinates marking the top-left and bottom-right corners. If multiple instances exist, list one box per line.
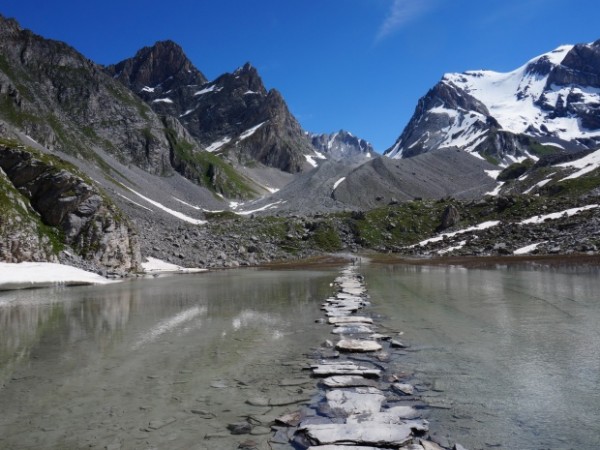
left=2, top=0, right=600, bottom=151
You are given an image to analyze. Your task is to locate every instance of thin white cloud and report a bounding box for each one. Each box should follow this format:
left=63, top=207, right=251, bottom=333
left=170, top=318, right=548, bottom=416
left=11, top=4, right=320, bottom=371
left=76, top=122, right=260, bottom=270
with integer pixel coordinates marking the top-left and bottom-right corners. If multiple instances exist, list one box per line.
left=376, top=0, right=435, bottom=42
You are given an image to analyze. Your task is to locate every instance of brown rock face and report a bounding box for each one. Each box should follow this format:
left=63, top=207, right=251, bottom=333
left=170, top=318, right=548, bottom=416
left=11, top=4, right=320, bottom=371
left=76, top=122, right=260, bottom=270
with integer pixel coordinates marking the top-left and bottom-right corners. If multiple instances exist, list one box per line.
left=0, top=144, right=141, bottom=272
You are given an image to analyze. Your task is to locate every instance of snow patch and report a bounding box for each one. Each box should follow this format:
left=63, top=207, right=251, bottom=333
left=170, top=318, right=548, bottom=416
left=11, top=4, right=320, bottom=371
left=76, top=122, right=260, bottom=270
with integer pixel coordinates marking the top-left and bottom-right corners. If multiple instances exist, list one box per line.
left=514, top=242, right=546, bottom=255
left=235, top=201, right=285, bottom=216
left=172, top=197, right=201, bottom=210
left=152, top=98, right=174, bottom=104
left=556, top=149, right=600, bottom=180
left=519, top=204, right=599, bottom=225
left=117, top=193, right=153, bottom=212
left=142, top=257, right=206, bottom=274
left=438, top=240, right=467, bottom=255
left=485, top=170, right=502, bottom=180
left=332, top=177, right=346, bottom=191
left=485, top=181, right=505, bottom=196
left=0, top=262, right=116, bottom=291
left=125, top=187, right=206, bottom=225
left=194, top=85, right=221, bottom=96
left=205, top=137, right=232, bottom=152
left=523, top=177, right=554, bottom=194
left=412, top=221, right=501, bottom=247
left=239, top=122, right=266, bottom=140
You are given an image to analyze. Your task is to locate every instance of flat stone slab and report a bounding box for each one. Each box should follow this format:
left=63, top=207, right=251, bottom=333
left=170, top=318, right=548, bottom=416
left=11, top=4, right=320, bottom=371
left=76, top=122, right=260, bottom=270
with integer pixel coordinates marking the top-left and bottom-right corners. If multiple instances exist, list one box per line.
left=347, top=412, right=427, bottom=430
left=321, top=376, right=379, bottom=388
left=332, top=324, right=374, bottom=334
left=336, top=339, right=382, bottom=352
left=307, top=446, right=383, bottom=450
left=420, top=440, right=446, bottom=450
left=300, top=423, right=413, bottom=447
left=326, top=387, right=385, bottom=416
left=328, top=316, right=373, bottom=325
left=311, top=362, right=381, bottom=378
left=391, top=382, right=415, bottom=395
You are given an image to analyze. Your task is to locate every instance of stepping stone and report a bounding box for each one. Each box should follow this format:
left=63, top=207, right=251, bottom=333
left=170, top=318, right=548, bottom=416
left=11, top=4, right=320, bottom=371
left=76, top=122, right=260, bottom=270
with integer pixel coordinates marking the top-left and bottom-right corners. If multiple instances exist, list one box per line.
left=328, top=316, right=373, bottom=325
left=347, top=411, right=426, bottom=427
left=332, top=324, right=374, bottom=334
left=300, top=423, right=413, bottom=447
left=336, top=339, right=382, bottom=352
left=391, top=339, right=408, bottom=348
left=321, top=375, right=379, bottom=388
left=391, top=383, right=415, bottom=395
left=311, top=362, right=381, bottom=378
left=420, top=440, right=446, bottom=450
left=307, top=446, right=383, bottom=450
left=326, top=387, right=385, bottom=416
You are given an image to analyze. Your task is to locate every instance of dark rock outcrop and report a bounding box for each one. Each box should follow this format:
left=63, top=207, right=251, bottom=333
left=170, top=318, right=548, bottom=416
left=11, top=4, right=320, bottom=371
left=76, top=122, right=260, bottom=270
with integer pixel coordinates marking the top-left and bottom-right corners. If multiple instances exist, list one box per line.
left=109, top=41, right=316, bottom=173
left=0, top=143, right=141, bottom=271
left=0, top=15, right=181, bottom=175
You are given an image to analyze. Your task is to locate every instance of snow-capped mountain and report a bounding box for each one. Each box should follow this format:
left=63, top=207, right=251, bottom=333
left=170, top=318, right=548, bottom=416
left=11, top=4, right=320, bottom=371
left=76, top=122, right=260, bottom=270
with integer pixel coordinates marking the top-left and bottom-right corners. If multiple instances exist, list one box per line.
left=310, top=130, right=375, bottom=163
left=385, top=39, right=600, bottom=165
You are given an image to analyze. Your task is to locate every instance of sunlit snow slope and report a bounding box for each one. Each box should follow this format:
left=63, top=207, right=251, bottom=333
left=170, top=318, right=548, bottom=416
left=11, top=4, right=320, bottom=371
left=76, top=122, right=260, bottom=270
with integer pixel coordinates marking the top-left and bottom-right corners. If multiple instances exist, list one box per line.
left=386, top=40, right=600, bottom=165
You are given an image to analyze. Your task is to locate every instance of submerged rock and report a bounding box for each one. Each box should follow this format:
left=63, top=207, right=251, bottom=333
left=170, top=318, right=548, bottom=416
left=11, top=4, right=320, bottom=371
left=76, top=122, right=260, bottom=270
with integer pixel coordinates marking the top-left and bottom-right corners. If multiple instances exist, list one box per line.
left=321, top=375, right=379, bottom=388
left=336, top=339, right=382, bottom=352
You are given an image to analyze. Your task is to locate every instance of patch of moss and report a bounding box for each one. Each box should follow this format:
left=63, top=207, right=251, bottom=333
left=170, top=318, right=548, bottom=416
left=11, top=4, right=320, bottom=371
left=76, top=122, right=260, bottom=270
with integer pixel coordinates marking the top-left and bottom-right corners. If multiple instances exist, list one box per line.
left=542, top=170, right=600, bottom=197
left=498, top=159, right=534, bottom=181
left=529, top=142, right=564, bottom=157
left=310, top=221, right=342, bottom=252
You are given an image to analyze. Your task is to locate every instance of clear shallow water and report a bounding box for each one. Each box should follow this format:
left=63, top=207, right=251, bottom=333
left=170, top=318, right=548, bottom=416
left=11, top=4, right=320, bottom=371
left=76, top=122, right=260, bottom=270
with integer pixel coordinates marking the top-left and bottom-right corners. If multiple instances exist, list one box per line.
left=0, top=268, right=337, bottom=450
left=365, top=263, right=600, bottom=450
left=2, top=264, right=600, bottom=450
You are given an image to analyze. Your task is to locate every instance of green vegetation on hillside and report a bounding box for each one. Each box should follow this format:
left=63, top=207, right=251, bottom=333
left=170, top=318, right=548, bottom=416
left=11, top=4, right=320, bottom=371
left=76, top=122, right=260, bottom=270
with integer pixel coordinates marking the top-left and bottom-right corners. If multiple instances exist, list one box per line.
left=165, top=127, right=258, bottom=199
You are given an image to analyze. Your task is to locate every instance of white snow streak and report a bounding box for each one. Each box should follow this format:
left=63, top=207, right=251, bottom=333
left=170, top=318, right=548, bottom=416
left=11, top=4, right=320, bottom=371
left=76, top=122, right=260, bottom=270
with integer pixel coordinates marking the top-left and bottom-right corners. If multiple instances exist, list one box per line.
left=125, top=187, right=206, bottom=225
left=239, top=122, right=266, bottom=140
left=117, top=193, right=153, bottom=212
left=413, top=221, right=501, bottom=247
left=235, top=201, right=285, bottom=216
left=514, top=242, right=546, bottom=255
left=556, top=149, right=600, bottom=180
left=205, top=137, right=232, bottom=152
left=152, top=98, right=174, bottom=104
left=194, top=85, right=221, bottom=96
left=333, top=177, right=346, bottom=191
left=519, top=204, right=599, bottom=225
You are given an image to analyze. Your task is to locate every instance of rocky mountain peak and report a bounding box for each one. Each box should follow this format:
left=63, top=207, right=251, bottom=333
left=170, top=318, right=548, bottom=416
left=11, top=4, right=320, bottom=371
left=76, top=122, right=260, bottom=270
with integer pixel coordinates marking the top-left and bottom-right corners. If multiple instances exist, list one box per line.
left=0, top=15, right=22, bottom=36
left=385, top=39, right=600, bottom=164
left=310, top=130, right=375, bottom=161
left=108, top=42, right=315, bottom=173
left=106, top=40, right=207, bottom=93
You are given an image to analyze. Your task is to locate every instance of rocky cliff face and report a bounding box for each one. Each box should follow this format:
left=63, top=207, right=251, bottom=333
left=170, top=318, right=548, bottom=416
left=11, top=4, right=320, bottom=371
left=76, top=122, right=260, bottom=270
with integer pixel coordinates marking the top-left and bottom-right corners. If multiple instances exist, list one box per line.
left=0, top=15, right=178, bottom=175
left=109, top=42, right=316, bottom=173
left=310, top=130, right=375, bottom=161
left=385, top=40, right=600, bottom=165
left=0, top=142, right=141, bottom=272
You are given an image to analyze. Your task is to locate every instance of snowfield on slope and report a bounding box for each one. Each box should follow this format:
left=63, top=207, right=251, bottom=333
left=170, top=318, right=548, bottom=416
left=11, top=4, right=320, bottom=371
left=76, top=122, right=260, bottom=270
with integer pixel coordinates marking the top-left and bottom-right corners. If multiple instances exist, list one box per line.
left=0, top=262, right=116, bottom=291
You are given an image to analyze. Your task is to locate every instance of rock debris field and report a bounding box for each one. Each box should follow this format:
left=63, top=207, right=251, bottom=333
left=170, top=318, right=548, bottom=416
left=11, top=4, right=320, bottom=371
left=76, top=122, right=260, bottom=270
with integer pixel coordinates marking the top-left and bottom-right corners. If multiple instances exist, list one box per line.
left=259, top=263, right=468, bottom=450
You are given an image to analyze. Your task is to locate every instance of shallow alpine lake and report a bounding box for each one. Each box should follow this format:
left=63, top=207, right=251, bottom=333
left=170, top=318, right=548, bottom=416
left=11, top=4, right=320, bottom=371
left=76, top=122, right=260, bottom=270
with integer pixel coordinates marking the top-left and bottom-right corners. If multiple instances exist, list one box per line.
left=364, top=262, right=600, bottom=450
left=0, top=263, right=599, bottom=449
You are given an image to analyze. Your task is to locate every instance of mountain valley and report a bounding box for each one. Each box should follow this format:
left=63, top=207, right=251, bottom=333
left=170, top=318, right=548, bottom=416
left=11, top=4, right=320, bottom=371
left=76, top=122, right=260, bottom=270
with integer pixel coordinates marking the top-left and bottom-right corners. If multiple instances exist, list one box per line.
left=1, top=15, right=599, bottom=274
